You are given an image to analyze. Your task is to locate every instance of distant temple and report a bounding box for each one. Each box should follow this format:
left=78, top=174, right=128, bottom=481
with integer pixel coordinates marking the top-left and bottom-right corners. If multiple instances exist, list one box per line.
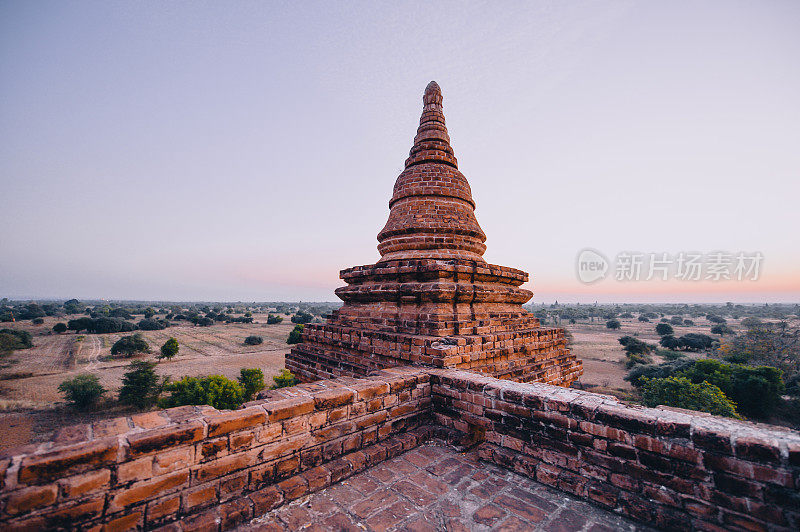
left=287, top=81, right=583, bottom=386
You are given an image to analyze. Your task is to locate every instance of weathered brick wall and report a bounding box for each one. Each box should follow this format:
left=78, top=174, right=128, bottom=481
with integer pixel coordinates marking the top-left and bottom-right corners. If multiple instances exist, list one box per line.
left=0, top=368, right=430, bottom=531
left=429, top=369, right=800, bottom=531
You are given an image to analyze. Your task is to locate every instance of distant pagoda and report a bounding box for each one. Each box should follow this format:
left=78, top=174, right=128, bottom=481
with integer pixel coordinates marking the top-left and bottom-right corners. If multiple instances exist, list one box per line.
left=287, top=81, right=582, bottom=386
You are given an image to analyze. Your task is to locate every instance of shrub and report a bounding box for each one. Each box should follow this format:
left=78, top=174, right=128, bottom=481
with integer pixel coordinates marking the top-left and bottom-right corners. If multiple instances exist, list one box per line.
left=638, top=316, right=650, bottom=322
left=679, top=333, right=716, bottom=352
left=0, top=329, right=33, bottom=351
left=707, top=315, right=727, bottom=324
left=683, top=319, right=695, bottom=326
left=32, top=317, right=44, bottom=325
left=118, top=360, right=163, bottom=409
left=625, top=352, right=654, bottom=368
left=618, top=336, right=651, bottom=355
left=193, top=317, right=214, bottom=327
left=710, top=324, right=734, bottom=336
left=53, top=322, right=67, bottom=333
left=625, top=358, right=695, bottom=387
left=287, top=324, right=304, bottom=344
left=244, top=336, right=263, bottom=346
left=239, top=368, right=265, bottom=401
left=111, top=333, right=151, bottom=357
left=640, top=376, right=739, bottom=418
left=58, top=374, right=106, bottom=410
left=272, top=369, right=299, bottom=389
left=655, top=323, right=674, bottom=336
left=291, top=311, right=314, bottom=324
left=160, top=375, right=244, bottom=410
left=138, top=319, right=167, bottom=331
left=670, top=316, right=684, bottom=325
left=159, top=337, right=179, bottom=359
left=605, top=319, right=621, bottom=330
left=267, top=314, right=283, bottom=324
left=679, top=359, right=784, bottom=418
left=656, top=349, right=684, bottom=361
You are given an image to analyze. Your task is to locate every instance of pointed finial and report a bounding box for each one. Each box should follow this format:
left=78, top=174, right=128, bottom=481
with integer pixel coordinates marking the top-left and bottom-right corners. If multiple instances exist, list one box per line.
left=424, top=81, right=442, bottom=105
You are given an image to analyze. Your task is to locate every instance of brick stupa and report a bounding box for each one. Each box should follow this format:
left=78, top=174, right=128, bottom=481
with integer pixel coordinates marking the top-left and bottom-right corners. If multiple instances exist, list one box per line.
left=287, top=81, right=582, bottom=386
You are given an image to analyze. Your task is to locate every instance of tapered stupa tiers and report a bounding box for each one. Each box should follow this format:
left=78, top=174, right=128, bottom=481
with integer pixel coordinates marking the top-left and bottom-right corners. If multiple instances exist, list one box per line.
left=378, top=81, right=486, bottom=262
left=285, top=82, right=583, bottom=387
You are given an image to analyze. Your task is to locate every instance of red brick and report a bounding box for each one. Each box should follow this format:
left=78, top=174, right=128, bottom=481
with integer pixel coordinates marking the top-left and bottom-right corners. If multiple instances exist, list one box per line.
left=109, top=470, right=189, bottom=512
left=146, top=494, right=180, bottom=522
left=312, top=388, right=355, bottom=409
left=248, top=486, right=283, bottom=514
left=263, top=397, right=314, bottom=422
left=58, top=468, right=110, bottom=499
left=205, top=407, right=266, bottom=437
left=126, top=421, right=204, bottom=458
left=182, top=484, right=217, bottom=511
left=18, top=437, right=119, bottom=483
left=103, top=511, right=142, bottom=532
left=277, top=475, right=308, bottom=500
left=6, top=484, right=58, bottom=515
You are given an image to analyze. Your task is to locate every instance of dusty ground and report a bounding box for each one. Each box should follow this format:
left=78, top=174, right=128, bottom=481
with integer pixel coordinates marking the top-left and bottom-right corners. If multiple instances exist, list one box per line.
left=0, top=313, right=295, bottom=451
left=563, top=315, right=742, bottom=394
left=0, top=312, right=748, bottom=452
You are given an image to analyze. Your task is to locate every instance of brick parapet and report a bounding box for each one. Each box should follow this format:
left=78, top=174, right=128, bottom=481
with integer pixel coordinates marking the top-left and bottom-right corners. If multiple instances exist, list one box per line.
left=3, top=366, right=796, bottom=531
left=428, top=368, right=800, bottom=531
left=0, top=367, right=431, bottom=530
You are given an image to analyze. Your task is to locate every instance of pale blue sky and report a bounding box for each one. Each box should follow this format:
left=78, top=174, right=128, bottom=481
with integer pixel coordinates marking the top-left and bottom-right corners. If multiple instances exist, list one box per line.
left=1, top=1, right=799, bottom=302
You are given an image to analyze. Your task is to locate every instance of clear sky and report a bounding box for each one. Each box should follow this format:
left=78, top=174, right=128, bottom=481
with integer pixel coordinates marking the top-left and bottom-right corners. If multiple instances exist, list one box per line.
left=1, top=1, right=799, bottom=303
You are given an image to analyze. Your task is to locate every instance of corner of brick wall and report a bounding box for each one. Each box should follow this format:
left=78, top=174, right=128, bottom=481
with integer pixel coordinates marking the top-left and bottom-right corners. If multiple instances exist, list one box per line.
left=428, top=368, right=800, bottom=531
left=0, top=367, right=431, bottom=530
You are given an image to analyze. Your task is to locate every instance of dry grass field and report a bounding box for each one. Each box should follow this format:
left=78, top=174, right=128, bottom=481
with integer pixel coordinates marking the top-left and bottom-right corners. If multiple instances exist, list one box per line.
left=562, top=315, right=747, bottom=394
left=0, top=313, right=296, bottom=451
left=0, top=310, right=764, bottom=452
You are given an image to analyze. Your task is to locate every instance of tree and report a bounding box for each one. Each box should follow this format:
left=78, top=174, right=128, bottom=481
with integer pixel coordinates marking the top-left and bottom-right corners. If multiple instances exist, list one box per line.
left=160, top=375, right=244, bottom=410
left=670, top=316, right=684, bottom=326
left=53, top=322, right=67, bottom=333
left=239, top=368, right=265, bottom=401
left=655, top=323, right=674, bottom=337
left=272, top=369, right=299, bottom=389
left=32, top=317, right=44, bottom=325
left=638, top=316, right=650, bottom=322
left=287, top=324, right=305, bottom=344
left=138, top=319, right=167, bottom=331
left=144, top=307, right=155, bottom=319
left=267, top=314, right=283, bottom=324
left=244, top=336, right=263, bottom=346
left=707, top=315, right=727, bottom=324
left=711, top=324, right=733, bottom=336
left=605, top=319, right=621, bottom=330
left=291, top=311, right=313, bottom=324
left=111, top=333, right=151, bottom=357
left=640, top=376, right=739, bottom=418
left=0, top=329, right=33, bottom=350
left=159, top=337, right=179, bottom=359
left=58, top=374, right=106, bottom=410
left=118, top=360, right=164, bottom=409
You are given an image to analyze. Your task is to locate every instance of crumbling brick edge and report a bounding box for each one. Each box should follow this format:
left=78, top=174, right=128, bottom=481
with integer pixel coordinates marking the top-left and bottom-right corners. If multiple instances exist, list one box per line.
left=2, top=366, right=799, bottom=531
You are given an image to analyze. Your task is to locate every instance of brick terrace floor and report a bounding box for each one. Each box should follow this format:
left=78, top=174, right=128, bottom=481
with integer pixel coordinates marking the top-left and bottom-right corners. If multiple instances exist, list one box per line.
left=238, top=443, right=652, bottom=532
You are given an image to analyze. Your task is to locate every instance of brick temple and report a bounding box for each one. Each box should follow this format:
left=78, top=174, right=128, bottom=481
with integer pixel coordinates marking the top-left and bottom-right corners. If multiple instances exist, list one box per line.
left=287, top=81, right=583, bottom=386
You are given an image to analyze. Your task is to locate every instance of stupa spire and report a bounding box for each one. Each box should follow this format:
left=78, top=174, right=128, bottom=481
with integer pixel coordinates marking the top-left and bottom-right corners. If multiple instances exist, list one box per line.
left=405, top=81, right=457, bottom=168
left=377, top=81, right=486, bottom=262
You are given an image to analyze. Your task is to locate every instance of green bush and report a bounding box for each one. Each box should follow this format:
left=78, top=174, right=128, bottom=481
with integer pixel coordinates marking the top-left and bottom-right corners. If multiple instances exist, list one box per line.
left=118, top=360, right=164, bottom=409
left=138, top=319, right=167, bottom=331
left=291, top=311, right=314, bottom=324
left=159, top=337, right=179, bottom=359
left=32, top=317, right=44, bottom=325
left=272, top=369, right=299, bottom=389
left=0, top=328, right=33, bottom=350
left=625, top=358, right=695, bottom=387
left=679, top=359, right=784, bottom=418
left=641, top=376, right=739, bottom=418
left=244, top=335, right=263, bottom=346
left=111, top=333, right=150, bottom=357
left=656, top=349, right=684, bottom=361
left=605, top=319, right=621, bottom=330
left=625, top=351, right=654, bottom=368
left=655, top=323, right=674, bottom=336
left=287, top=324, right=304, bottom=344
left=710, top=324, right=734, bottom=336
left=267, top=314, right=283, bottom=324
left=53, top=322, right=67, bottom=333
left=239, top=368, right=265, bottom=401
left=58, top=374, right=106, bottom=410
left=160, top=375, right=244, bottom=410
